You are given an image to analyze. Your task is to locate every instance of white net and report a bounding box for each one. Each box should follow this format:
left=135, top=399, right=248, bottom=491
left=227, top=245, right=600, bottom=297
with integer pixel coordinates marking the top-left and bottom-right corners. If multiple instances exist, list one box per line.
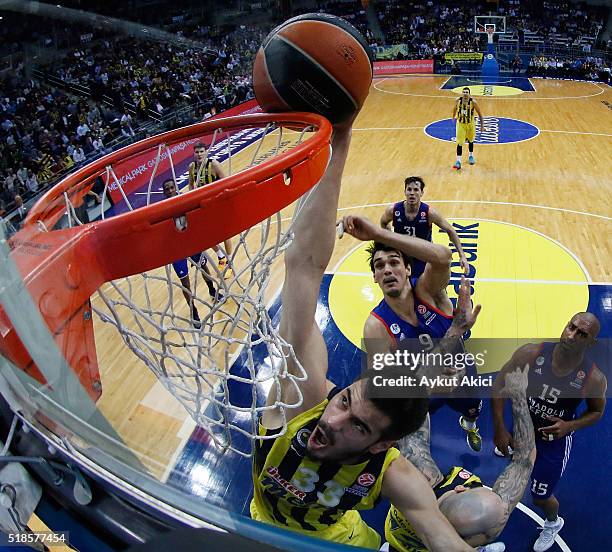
left=56, top=119, right=324, bottom=457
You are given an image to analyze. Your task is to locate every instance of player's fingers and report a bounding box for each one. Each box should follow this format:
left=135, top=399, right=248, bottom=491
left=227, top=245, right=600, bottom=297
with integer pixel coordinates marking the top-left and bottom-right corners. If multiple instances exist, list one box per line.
left=471, top=304, right=482, bottom=321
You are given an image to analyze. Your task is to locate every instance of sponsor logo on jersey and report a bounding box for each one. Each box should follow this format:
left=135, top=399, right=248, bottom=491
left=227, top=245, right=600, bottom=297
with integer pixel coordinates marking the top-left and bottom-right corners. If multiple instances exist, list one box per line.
left=535, top=367, right=542, bottom=374
left=536, top=356, right=545, bottom=366
left=264, top=467, right=306, bottom=500
left=345, top=484, right=370, bottom=497
left=424, top=313, right=437, bottom=326
left=395, top=210, right=401, bottom=217
left=390, top=323, right=401, bottom=335
left=420, top=211, right=426, bottom=218
left=458, top=469, right=473, bottom=480
left=358, top=473, right=376, bottom=487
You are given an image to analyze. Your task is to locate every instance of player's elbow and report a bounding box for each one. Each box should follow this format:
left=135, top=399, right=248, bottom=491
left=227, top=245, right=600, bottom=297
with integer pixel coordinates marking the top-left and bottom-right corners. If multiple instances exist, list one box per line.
left=431, top=245, right=452, bottom=268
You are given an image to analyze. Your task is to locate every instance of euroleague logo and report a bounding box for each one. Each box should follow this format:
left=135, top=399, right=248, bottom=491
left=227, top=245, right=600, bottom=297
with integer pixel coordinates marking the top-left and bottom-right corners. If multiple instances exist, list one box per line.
left=417, top=304, right=427, bottom=315
left=425, top=117, right=539, bottom=144
left=358, top=473, right=375, bottom=487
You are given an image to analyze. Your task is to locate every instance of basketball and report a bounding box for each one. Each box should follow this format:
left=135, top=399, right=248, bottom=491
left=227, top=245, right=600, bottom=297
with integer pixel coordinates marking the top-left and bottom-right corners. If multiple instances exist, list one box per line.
left=252, top=13, right=373, bottom=124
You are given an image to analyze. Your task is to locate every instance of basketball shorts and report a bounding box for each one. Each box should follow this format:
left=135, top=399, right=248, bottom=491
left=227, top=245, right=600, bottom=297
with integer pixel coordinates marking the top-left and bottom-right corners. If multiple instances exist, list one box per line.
left=251, top=500, right=381, bottom=549
left=172, top=252, right=207, bottom=279
left=530, top=433, right=573, bottom=499
left=456, top=122, right=476, bottom=144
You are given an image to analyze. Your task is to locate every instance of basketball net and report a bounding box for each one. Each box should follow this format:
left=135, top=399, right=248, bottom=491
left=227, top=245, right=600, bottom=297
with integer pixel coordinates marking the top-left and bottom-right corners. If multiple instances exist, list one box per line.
left=55, top=120, right=325, bottom=457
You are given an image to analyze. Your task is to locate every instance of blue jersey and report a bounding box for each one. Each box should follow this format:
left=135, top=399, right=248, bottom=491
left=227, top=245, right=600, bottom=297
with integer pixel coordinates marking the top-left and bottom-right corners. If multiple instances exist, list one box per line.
left=370, top=277, right=452, bottom=344
left=392, top=201, right=432, bottom=278
left=392, top=201, right=432, bottom=241
left=527, top=342, right=597, bottom=434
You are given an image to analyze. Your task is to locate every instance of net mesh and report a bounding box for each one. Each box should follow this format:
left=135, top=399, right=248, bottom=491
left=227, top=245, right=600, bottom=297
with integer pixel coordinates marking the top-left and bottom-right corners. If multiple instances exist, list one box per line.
left=52, top=120, right=322, bottom=457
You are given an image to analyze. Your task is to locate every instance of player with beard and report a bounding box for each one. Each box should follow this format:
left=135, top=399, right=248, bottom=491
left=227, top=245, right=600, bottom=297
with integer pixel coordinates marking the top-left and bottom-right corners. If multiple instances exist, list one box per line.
left=250, top=117, right=484, bottom=551
left=492, top=313, right=606, bottom=551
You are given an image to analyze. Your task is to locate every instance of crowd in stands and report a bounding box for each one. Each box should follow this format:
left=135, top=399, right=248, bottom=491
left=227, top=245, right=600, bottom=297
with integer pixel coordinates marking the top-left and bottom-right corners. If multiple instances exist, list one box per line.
left=0, top=0, right=610, bottom=227
left=378, top=1, right=481, bottom=59
left=376, top=0, right=608, bottom=59
left=501, top=0, right=607, bottom=48
left=0, top=21, right=262, bottom=221
left=0, top=68, right=115, bottom=214
left=528, top=55, right=610, bottom=82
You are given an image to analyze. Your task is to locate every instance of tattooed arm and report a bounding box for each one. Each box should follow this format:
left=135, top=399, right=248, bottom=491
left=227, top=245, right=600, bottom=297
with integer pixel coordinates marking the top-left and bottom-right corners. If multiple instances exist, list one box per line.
left=397, top=414, right=444, bottom=487
left=489, top=365, right=536, bottom=538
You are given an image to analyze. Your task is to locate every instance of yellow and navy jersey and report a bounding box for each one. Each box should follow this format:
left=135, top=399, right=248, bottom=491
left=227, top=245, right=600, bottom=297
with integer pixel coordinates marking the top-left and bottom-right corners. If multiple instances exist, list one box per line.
left=252, top=388, right=400, bottom=533
left=385, top=466, right=483, bottom=552
left=456, top=98, right=475, bottom=124
left=189, top=158, right=217, bottom=187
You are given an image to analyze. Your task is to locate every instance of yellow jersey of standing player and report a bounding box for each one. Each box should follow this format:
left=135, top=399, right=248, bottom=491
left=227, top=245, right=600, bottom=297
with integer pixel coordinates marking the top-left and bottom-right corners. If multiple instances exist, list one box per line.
left=187, top=142, right=224, bottom=190
left=385, top=466, right=483, bottom=552
left=251, top=388, right=400, bottom=548
left=453, top=88, right=483, bottom=146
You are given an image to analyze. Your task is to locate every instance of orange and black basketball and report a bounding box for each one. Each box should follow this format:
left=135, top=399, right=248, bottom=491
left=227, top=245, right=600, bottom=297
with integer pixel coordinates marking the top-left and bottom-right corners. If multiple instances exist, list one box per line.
left=252, top=13, right=373, bottom=124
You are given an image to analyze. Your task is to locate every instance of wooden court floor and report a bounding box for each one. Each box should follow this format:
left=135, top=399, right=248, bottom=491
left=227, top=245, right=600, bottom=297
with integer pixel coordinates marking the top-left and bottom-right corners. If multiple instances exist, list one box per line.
left=92, top=75, right=612, bottom=485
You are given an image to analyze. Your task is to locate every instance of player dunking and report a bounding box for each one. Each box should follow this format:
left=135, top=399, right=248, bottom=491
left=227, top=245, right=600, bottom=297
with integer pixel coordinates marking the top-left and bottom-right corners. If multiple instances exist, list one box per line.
left=162, top=178, right=221, bottom=328
left=347, top=216, right=483, bottom=452
left=452, top=87, right=483, bottom=170
left=385, top=365, right=535, bottom=552
left=252, top=117, right=484, bottom=551
left=187, top=142, right=233, bottom=273
left=492, top=313, right=606, bottom=551
left=380, top=176, right=469, bottom=276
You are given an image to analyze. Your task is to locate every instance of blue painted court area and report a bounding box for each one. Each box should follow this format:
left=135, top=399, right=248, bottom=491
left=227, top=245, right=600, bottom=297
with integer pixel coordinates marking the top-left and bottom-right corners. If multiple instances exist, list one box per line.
left=441, top=75, right=536, bottom=92
left=425, top=117, right=539, bottom=144
left=169, top=275, right=612, bottom=551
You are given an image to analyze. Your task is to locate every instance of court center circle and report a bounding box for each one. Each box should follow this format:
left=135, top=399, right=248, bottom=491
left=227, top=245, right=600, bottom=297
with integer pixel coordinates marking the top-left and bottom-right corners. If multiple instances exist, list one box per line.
left=425, top=117, right=539, bottom=144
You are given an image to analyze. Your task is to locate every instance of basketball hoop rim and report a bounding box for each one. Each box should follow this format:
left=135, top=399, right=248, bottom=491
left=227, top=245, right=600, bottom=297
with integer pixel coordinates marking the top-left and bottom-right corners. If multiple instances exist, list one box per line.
left=26, top=112, right=333, bottom=230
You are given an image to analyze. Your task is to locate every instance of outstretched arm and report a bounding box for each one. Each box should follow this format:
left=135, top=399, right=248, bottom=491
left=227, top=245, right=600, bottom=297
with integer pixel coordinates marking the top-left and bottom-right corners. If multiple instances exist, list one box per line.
left=396, top=414, right=444, bottom=487
left=380, top=204, right=394, bottom=229
left=490, top=365, right=536, bottom=538
left=383, top=457, right=476, bottom=552
left=428, top=208, right=469, bottom=274
left=340, top=214, right=452, bottom=293
left=265, top=124, right=352, bottom=423
left=491, top=343, right=540, bottom=456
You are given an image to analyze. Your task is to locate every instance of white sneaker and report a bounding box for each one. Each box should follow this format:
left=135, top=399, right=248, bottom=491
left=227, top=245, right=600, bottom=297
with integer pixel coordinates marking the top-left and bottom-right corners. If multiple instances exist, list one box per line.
left=494, top=445, right=514, bottom=457
left=478, top=544, right=505, bottom=552
left=533, top=517, right=564, bottom=551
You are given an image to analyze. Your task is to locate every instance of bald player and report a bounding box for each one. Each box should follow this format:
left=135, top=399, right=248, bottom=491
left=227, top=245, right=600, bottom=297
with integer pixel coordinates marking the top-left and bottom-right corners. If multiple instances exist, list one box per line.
left=492, top=313, right=606, bottom=552
left=385, top=365, right=535, bottom=552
